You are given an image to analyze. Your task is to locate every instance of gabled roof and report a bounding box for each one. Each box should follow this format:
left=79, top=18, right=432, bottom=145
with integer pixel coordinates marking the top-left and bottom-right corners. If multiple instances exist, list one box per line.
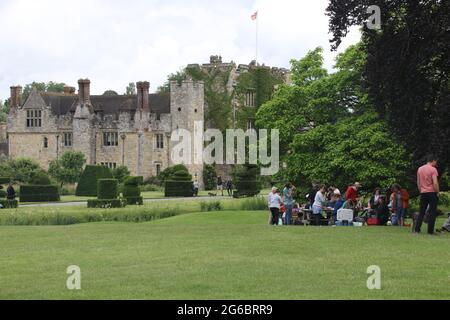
left=38, top=92, right=171, bottom=115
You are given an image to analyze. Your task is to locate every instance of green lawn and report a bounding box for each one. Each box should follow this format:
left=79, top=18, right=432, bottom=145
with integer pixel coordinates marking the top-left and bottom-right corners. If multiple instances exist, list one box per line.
left=0, top=210, right=448, bottom=299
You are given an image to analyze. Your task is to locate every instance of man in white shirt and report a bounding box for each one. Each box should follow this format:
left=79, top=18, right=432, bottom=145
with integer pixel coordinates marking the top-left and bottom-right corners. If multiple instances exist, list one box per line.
left=268, top=187, right=282, bottom=225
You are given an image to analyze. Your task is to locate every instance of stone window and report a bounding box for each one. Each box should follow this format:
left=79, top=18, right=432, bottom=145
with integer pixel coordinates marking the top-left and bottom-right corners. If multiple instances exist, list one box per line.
left=26, top=109, right=42, bottom=127
left=245, top=91, right=256, bottom=107
left=103, top=132, right=119, bottom=146
left=63, top=132, right=73, bottom=147
left=155, top=134, right=164, bottom=149
left=43, top=137, right=48, bottom=148
left=100, top=162, right=117, bottom=169
left=155, top=163, right=161, bottom=176
left=247, top=120, right=254, bottom=130
left=156, top=113, right=161, bottom=121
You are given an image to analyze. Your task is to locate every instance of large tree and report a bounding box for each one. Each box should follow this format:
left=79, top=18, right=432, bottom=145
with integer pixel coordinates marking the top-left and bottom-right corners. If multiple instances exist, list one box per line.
left=326, top=0, right=450, bottom=175
left=22, top=81, right=66, bottom=101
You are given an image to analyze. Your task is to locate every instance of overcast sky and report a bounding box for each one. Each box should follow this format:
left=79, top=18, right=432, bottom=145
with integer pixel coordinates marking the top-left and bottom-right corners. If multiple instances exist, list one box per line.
left=0, top=0, right=360, bottom=100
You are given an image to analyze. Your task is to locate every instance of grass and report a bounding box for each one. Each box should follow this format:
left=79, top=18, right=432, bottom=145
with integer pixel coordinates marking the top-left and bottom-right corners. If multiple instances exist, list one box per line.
left=0, top=210, right=448, bottom=299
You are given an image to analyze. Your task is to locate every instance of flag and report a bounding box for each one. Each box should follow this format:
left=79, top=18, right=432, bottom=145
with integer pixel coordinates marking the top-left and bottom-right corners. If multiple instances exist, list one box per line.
left=251, top=11, right=258, bottom=20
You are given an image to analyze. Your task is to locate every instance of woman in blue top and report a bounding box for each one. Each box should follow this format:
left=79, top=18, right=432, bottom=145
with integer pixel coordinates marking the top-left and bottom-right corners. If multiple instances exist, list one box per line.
left=282, top=182, right=295, bottom=225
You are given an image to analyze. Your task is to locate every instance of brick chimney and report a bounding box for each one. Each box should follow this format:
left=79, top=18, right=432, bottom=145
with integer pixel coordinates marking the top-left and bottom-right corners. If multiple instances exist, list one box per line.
left=10, top=86, right=22, bottom=109
left=136, top=81, right=150, bottom=112
left=78, top=79, right=91, bottom=104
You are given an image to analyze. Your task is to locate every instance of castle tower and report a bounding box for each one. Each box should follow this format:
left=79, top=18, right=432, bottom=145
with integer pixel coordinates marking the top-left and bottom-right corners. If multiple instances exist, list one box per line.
left=73, top=79, right=95, bottom=164
left=135, top=81, right=150, bottom=176
left=170, top=80, right=205, bottom=188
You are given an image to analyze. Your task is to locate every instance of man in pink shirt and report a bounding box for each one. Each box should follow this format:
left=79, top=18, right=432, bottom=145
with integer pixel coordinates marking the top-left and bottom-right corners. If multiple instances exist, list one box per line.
left=415, top=155, right=440, bottom=235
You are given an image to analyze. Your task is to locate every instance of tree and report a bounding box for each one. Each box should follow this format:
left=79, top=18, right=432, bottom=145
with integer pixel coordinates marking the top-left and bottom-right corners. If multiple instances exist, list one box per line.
left=326, top=0, right=450, bottom=176
left=233, top=164, right=261, bottom=197
left=203, top=165, right=217, bottom=190
left=125, top=83, right=136, bottom=95
left=112, top=165, right=130, bottom=184
left=103, top=90, right=118, bottom=96
left=157, top=70, right=188, bottom=93
left=256, top=46, right=364, bottom=154
left=0, top=157, right=42, bottom=184
left=48, top=151, right=86, bottom=188
left=22, top=81, right=66, bottom=101
left=285, top=112, right=410, bottom=196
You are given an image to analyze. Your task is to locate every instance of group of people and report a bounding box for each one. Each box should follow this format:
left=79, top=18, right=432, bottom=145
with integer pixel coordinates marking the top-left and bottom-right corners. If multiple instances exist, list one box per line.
left=216, top=176, right=233, bottom=197
left=265, top=155, right=449, bottom=234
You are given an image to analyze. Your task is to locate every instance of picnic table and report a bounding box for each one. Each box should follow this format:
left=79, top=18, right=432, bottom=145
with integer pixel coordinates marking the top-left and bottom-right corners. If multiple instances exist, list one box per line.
left=298, top=207, right=333, bottom=226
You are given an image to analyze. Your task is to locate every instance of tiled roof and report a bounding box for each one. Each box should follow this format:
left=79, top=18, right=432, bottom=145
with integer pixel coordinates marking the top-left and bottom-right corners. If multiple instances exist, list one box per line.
left=39, top=93, right=170, bottom=115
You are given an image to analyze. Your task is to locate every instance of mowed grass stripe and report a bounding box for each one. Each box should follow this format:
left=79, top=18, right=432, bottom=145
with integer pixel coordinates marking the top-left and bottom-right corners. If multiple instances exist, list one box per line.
left=0, top=211, right=448, bottom=299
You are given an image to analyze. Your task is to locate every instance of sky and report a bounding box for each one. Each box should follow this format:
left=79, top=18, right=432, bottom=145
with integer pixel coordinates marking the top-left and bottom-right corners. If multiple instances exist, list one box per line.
left=0, top=0, right=360, bottom=100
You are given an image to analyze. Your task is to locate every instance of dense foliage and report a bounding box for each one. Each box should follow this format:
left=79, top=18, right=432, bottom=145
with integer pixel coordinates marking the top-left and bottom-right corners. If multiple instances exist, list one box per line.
left=326, top=0, right=450, bottom=177
left=164, top=166, right=193, bottom=197
left=0, top=158, right=43, bottom=184
left=20, top=185, right=60, bottom=202
left=97, top=179, right=119, bottom=200
left=202, top=165, right=217, bottom=190
left=233, top=164, right=261, bottom=198
left=48, top=151, right=86, bottom=188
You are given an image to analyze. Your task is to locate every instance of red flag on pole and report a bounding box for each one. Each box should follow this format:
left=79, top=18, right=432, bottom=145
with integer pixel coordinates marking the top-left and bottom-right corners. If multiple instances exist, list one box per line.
left=251, top=11, right=258, bottom=20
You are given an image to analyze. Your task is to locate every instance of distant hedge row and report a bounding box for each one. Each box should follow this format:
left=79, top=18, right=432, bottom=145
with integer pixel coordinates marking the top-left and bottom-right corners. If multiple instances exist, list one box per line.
left=20, top=185, right=60, bottom=202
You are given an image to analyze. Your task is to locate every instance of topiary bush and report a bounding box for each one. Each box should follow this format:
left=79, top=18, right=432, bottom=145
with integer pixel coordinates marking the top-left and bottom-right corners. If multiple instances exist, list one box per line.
left=76, top=165, right=113, bottom=196
left=0, top=177, right=11, bottom=184
left=20, top=185, right=60, bottom=202
left=0, top=189, right=6, bottom=198
left=123, top=176, right=143, bottom=205
left=164, top=166, right=193, bottom=197
left=233, top=164, right=261, bottom=198
left=29, top=170, right=52, bottom=185
left=97, top=179, right=119, bottom=200
left=203, top=165, right=217, bottom=190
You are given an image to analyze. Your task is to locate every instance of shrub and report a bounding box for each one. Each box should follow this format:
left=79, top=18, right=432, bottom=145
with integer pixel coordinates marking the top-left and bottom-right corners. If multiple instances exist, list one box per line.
left=158, top=164, right=190, bottom=184
left=200, top=201, right=223, bottom=212
left=203, top=165, right=217, bottom=190
left=97, top=179, right=119, bottom=200
left=123, top=185, right=140, bottom=197
left=20, top=185, right=60, bottom=202
left=124, top=176, right=144, bottom=186
left=0, top=189, right=6, bottom=198
left=29, top=170, right=52, bottom=185
left=124, top=197, right=144, bottom=205
left=233, top=164, right=261, bottom=198
left=0, top=199, right=19, bottom=208
left=0, top=177, right=11, bottom=184
left=75, top=165, right=113, bottom=196
left=87, top=199, right=125, bottom=208
left=112, top=165, right=130, bottom=183
left=165, top=181, right=193, bottom=197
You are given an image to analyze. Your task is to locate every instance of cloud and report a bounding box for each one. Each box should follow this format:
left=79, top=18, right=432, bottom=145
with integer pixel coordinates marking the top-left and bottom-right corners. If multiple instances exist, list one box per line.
left=0, top=0, right=360, bottom=99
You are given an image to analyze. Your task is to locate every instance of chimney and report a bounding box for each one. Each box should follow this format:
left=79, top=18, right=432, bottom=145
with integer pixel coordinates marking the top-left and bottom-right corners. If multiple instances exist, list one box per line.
left=10, top=86, right=22, bottom=109
left=136, top=81, right=150, bottom=112
left=78, top=79, right=91, bottom=104
left=64, top=86, right=76, bottom=95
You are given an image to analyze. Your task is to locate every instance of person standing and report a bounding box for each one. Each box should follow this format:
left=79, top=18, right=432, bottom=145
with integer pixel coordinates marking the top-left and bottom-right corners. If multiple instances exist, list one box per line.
left=268, top=187, right=282, bottom=225
left=391, top=184, right=404, bottom=226
left=6, top=183, right=16, bottom=200
left=217, top=176, right=223, bottom=196
left=226, top=180, right=233, bottom=197
left=312, top=185, right=327, bottom=226
left=282, top=183, right=295, bottom=225
left=192, top=180, right=199, bottom=197
left=415, top=155, right=439, bottom=235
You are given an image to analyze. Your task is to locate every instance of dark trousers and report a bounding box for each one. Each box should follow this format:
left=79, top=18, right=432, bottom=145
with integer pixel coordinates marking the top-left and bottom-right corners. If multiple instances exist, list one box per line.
left=415, top=192, right=438, bottom=234
left=270, top=207, right=280, bottom=225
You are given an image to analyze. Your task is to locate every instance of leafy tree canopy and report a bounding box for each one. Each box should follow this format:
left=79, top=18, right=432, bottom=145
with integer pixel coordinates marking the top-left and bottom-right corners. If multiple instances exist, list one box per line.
left=48, top=151, right=86, bottom=187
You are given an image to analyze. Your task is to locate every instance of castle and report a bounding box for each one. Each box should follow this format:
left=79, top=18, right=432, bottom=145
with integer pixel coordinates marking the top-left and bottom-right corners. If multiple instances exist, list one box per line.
left=5, top=79, right=205, bottom=186
left=1, top=56, right=290, bottom=186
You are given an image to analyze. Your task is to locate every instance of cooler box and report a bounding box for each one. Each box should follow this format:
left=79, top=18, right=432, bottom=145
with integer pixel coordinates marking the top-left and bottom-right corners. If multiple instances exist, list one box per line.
left=337, top=209, right=354, bottom=222
left=367, top=218, right=379, bottom=226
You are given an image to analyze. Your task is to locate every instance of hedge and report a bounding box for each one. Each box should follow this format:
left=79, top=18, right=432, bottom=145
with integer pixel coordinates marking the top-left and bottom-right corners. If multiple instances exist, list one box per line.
left=0, top=199, right=19, bottom=209
left=123, top=185, right=140, bottom=197
left=165, top=181, right=193, bottom=197
left=87, top=199, right=125, bottom=208
left=0, top=177, right=11, bottom=184
left=20, top=185, right=60, bottom=202
left=0, top=189, right=6, bottom=198
left=124, top=176, right=144, bottom=186
left=97, top=179, right=119, bottom=200
left=124, top=196, right=144, bottom=205
left=76, top=165, right=113, bottom=196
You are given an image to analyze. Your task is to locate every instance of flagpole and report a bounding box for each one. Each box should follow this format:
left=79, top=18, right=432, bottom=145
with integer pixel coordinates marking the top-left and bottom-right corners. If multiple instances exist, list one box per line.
left=255, top=12, right=258, bottom=64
